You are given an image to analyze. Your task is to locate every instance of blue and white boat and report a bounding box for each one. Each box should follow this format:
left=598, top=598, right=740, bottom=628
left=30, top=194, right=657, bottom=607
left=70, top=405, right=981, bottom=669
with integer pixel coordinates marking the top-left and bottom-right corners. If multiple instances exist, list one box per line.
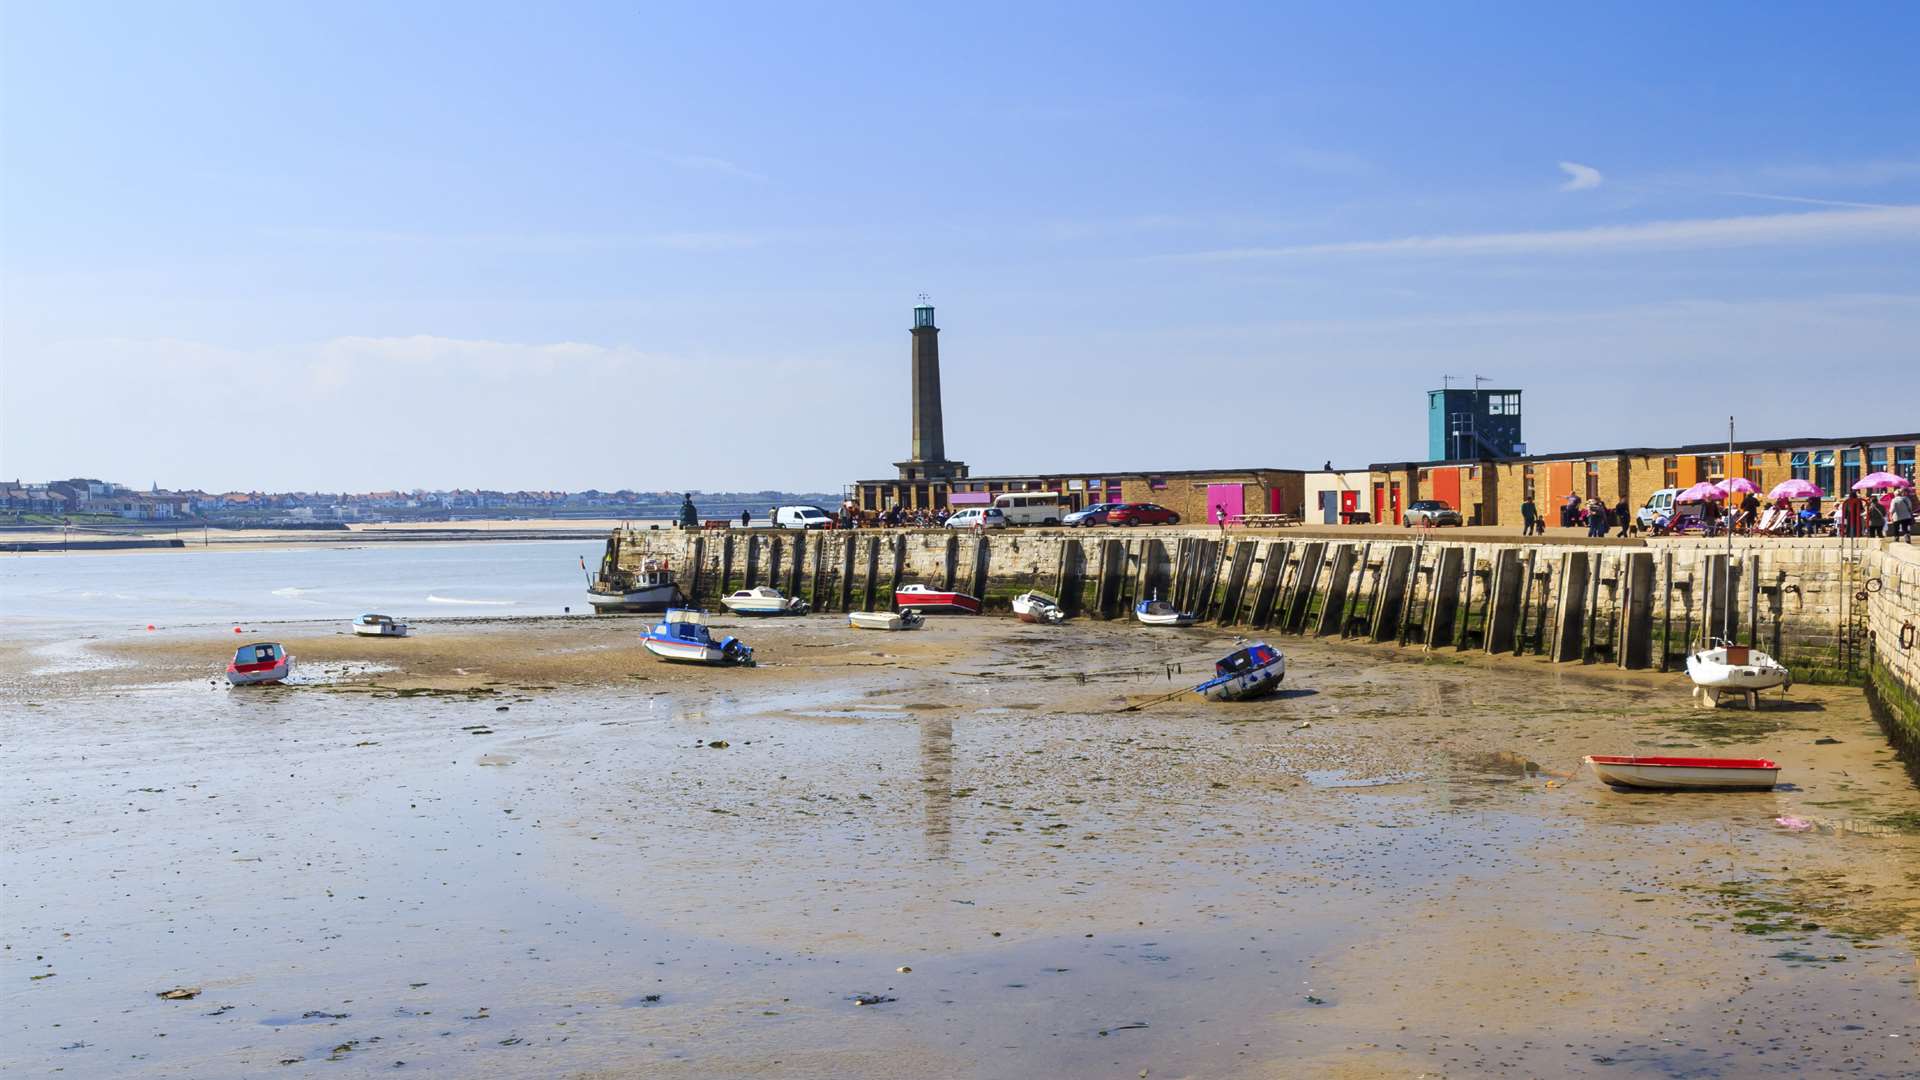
left=1194, top=641, right=1285, bottom=702
left=643, top=609, right=755, bottom=666
left=1135, top=594, right=1196, bottom=627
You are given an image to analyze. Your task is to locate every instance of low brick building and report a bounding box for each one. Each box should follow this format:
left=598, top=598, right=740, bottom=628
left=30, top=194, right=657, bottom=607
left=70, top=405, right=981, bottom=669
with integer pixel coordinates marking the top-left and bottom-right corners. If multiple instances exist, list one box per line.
left=852, top=467, right=1306, bottom=523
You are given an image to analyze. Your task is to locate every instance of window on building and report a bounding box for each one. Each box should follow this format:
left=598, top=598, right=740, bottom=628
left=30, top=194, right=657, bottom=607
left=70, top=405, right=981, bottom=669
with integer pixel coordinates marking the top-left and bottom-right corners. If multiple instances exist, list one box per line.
left=1584, top=461, right=1599, bottom=500
left=1868, top=447, right=1888, bottom=476
left=1697, top=455, right=1724, bottom=481
left=1662, top=456, right=1678, bottom=488
left=1841, top=449, right=1862, bottom=491
left=1790, top=452, right=1809, bottom=481
left=1487, top=393, right=1520, bottom=415
left=1744, top=453, right=1763, bottom=491
left=1813, top=450, right=1835, bottom=493
left=1468, top=466, right=1479, bottom=479
left=1896, top=447, right=1916, bottom=484
left=1523, top=464, right=1535, bottom=501
left=862, top=488, right=876, bottom=511
left=1148, top=476, right=1167, bottom=490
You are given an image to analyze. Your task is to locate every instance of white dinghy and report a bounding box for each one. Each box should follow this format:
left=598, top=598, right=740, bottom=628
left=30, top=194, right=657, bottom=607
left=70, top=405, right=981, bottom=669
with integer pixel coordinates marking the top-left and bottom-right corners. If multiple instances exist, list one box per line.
left=1135, top=595, right=1196, bottom=627
left=1012, top=591, right=1066, bottom=624
left=1686, top=640, right=1791, bottom=708
left=352, top=614, right=410, bottom=637
left=849, top=609, right=924, bottom=631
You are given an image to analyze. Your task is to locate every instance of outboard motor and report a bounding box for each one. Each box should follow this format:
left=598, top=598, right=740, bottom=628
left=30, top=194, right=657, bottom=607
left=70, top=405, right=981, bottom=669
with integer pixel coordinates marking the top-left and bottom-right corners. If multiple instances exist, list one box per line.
left=720, top=638, right=755, bottom=666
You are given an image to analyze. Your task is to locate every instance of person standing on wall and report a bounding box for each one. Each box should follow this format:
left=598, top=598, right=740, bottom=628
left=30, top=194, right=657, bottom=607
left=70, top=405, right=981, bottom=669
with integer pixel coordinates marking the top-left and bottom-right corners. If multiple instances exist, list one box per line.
left=1215, top=504, right=1229, bottom=532
left=1613, top=496, right=1631, bottom=537
left=1520, top=495, right=1538, bottom=537
left=740, top=509, right=751, bottom=528
left=1889, top=487, right=1915, bottom=542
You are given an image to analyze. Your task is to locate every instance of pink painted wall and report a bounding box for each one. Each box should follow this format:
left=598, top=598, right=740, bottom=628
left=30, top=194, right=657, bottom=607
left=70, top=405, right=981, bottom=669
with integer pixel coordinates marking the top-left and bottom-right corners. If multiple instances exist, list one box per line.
left=1206, top=483, right=1245, bottom=523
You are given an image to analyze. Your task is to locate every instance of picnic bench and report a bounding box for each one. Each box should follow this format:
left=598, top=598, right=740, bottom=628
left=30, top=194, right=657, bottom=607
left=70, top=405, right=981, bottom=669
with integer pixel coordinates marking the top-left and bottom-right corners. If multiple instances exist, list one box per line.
left=1229, top=513, right=1302, bottom=528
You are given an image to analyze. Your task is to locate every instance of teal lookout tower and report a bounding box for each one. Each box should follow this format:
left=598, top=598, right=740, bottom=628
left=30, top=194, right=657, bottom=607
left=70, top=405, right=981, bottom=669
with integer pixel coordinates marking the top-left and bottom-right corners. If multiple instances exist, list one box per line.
left=895, top=298, right=967, bottom=484
left=1428, top=384, right=1524, bottom=461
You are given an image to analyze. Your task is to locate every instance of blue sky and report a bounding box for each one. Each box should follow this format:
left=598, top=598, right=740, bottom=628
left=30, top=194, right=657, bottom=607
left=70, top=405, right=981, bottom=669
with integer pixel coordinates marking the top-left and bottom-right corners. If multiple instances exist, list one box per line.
left=3, top=1, right=1917, bottom=491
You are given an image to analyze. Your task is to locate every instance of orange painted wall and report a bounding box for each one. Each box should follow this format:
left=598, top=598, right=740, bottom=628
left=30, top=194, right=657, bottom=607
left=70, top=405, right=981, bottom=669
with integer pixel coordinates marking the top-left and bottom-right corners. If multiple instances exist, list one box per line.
left=1547, top=462, right=1575, bottom=502
left=1429, top=467, right=1462, bottom=509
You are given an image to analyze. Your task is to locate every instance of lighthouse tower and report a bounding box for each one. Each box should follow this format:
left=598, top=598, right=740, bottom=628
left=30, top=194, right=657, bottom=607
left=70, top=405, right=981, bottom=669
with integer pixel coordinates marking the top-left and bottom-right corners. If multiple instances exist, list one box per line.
left=894, top=299, right=967, bottom=484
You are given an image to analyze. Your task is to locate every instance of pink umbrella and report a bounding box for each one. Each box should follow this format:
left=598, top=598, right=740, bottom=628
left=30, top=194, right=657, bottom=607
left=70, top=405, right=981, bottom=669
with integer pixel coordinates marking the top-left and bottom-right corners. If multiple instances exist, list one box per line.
left=1852, top=471, right=1913, bottom=492
left=1716, top=477, right=1760, bottom=496
left=1768, top=479, right=1823, bottom=500
left=1675, top=481, right=1725, bottom=503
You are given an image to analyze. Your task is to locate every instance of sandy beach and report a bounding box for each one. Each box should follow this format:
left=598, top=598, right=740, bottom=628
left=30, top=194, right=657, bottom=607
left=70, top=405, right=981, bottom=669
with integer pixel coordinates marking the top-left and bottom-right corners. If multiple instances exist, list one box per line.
left=4, top=614, right=1917, bottom=1078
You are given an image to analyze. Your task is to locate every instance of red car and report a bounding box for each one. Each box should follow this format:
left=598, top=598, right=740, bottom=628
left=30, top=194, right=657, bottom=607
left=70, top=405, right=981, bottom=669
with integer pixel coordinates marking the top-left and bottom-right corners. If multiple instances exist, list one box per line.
left=1106, top=502, right=1181, bottom=526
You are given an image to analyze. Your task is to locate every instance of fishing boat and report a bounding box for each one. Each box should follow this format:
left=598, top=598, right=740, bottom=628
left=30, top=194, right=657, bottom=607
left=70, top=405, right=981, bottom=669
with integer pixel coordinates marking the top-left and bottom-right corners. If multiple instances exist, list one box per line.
left=1193, top=641, right=1285, bottom=702
left=642, top=609, right=754, bottom=666
left=351, top=614, right=410, bottom=637
left=721, top=586, right=810, bottom=616
left=893, top=584, right=981, bottom=614
left=1135, top=595, right=1196, bottom=627
left=226, top=641, right=293, bottom=686
left=1583, top=755, right=1779, bottom=791
left=849, top=608, right=924, bottom=631
left=1687, top=639, right=1792, bottom=707
left=1011, top=591, right=1065, bottom=624
left=586, top=558, right=684, bottom=614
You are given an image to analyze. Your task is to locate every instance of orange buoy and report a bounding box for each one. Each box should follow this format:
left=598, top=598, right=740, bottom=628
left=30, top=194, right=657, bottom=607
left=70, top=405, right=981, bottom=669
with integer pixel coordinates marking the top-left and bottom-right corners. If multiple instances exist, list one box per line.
left=147, top=624, right=155, bottom=631
left=234, top=626, right=243, bottom=633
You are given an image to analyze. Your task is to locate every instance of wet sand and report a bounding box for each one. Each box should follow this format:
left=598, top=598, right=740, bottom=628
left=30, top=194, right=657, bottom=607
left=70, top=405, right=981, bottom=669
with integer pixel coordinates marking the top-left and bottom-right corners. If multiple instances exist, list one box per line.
left=3, top=616, right=1917, bottom=1077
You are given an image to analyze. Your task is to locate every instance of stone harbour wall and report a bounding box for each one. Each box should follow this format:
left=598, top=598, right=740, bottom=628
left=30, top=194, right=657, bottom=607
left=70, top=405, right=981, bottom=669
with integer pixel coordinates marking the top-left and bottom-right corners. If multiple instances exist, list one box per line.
left=608, top=526, right=1918, bottom=710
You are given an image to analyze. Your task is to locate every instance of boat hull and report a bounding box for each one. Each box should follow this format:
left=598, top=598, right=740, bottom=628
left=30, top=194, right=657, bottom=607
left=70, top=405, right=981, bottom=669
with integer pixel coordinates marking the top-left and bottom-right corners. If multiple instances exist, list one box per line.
left=1686, top=653, right=1790, bottom=691
left=643, top=638, right=729, bottom=664
left=721, top=599, right=809, bottom=616
left=1584, top=755, right=1779, bottom=791
left=893, top=587, right=981, bottom=614
left=1196, top=657, right=1285, bottom=701
left=1012, top=593, right=1064, bottom=624
left=1137, top=610, right=1196, bottom=627
left=352, top=624, right=409, bottom=637
left=227, top=658, right=293, bottom=686
left=589, top=584, right=685, bottom=613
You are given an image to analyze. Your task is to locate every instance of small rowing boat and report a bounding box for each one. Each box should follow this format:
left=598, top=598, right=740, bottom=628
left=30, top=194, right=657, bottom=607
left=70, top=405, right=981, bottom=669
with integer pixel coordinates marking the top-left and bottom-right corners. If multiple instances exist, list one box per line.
left=894, top=584, right=981, bottom=614
left=1011, top=591, right=1065, bottom=624
left=352, top=614, right=410, bottom=637
left=1583, top=754, right=1779, bottom=791
left=1686, top=640, right=1791, bottom=708
left=643, top=609, right=754, bottom=666
left=1194, top=641, right=1285, bottom=702
left=849, top=608, right=924, bottom=631
left=721, top=586, right=810, bottom=616
left=227, top=641, right=293, bottom=686
left=1135, top=595, right=1195, bottom=627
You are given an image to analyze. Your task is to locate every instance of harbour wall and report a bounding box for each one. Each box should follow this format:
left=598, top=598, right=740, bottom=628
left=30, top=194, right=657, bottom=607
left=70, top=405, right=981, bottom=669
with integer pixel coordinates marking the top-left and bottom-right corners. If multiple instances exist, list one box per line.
left=609, top=525, right=1919, bottom=717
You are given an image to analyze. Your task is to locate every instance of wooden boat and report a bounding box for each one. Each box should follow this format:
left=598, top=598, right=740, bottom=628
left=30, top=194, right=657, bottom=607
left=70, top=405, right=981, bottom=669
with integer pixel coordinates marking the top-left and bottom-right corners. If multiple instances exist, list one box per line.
left=1686, top=640, right=1791, bottom=708
left=226, top=641, right=293, bottom=686
left=849, top=609, right=924, bottom=631
left=587, top=560, right=684, bottom=614
left=1583, top=754, right=1779, bottom=791
left=1194, top=641, right=1285, bottom=702
left=721, top=586, right=810, bottom=616
left=352, top=614, right=410, bottom=637
left=1011, top=591, right=1065, bottom=624
left=643, top=609, right=754, bottom=665
left=1135, top=595, right=1196, bottom=627
left=893, top=584, right=981, bottom=614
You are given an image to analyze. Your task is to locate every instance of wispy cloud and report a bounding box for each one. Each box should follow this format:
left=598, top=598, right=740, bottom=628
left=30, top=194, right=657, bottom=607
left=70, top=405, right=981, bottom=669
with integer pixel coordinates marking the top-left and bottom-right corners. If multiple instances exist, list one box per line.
left=1558, top=161, right=1604, bottom=191
left=1757, top=161, right=1920, bottom=187
left=1157, top=205, right=1920, bottom=262
left=1721, top=191, right=1894, bottom=210
left=662, top=153, right=768, bottom=183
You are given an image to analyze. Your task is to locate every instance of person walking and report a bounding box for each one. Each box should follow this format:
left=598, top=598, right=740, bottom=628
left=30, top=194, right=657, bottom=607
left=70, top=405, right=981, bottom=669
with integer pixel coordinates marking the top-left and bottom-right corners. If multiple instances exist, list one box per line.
left=1866, top=496, right=1886, bottom=538
left=1215, top=504, right=1229, bottom=532
left=1520, top=496, right=1538, bottom=537
left=1889, top=487, right=1916, bottom=542
left=1840, top=492, right=1865, bottom=538
left=1586, top=499, right=1608, bottom=537
left=1613, top=497, right=1631, bottom=537
left=740, top=508, right=751, bottom=528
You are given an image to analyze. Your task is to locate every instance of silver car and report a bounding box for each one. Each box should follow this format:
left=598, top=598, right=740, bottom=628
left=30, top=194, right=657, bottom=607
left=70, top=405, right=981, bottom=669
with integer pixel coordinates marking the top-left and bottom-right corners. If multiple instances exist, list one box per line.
left=1403, top=500, right=1463, bottom=527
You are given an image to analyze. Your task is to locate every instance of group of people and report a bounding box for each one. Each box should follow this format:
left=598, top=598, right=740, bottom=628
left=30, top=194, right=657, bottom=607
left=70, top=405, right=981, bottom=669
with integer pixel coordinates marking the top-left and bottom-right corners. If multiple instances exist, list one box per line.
left=1513, top=488, right=1916, bottom=540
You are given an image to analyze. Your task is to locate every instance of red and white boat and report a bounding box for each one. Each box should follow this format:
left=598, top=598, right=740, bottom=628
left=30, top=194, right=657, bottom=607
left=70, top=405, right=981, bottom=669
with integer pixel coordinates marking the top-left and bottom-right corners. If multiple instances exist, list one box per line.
left=1583, top=755, right=1779, bottom=791
left=226, top=641, right=293, bottom=686
left=893, top=584, right=981, bottom=614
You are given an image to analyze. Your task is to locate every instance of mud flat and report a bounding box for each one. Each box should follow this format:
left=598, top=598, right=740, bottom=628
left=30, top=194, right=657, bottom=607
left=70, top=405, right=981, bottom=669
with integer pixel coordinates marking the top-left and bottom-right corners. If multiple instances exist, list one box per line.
left=3, top=617, right=1918, bottom=1077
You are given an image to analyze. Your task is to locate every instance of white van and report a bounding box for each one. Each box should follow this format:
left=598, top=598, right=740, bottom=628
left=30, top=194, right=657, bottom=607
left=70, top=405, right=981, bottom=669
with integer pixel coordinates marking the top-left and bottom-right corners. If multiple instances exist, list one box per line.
left=991, top=491, right=1065, bottom=526
left=772, top=505, right=834, bottom=529
left=1637, top=488, right=1683, bottom=530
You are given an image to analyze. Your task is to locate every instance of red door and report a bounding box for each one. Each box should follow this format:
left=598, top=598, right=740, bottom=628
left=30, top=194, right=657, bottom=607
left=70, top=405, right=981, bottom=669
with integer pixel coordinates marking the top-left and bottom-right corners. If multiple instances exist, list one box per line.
left=1429, top=467, right=1462, bottom=511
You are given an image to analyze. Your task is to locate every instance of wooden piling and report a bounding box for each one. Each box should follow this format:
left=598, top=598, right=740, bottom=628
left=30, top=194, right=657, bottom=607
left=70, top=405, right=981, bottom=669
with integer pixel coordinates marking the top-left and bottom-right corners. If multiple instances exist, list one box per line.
left=1455, top=548, right=1477, bottom=649
left=1620, top=551, right=1655, bottom=669
left=862, top=536, right=880, bottom=612
left=1658, top=549, right=1673, bottom=671
left=1551, top=552, right=1590, bottom=662
left=1483, top=548, right=1524, bottom=654
left=1219, top=541, right=1256, bottom=626
left=1282, top=542, right=1325, bottom=633
left=1249, top=541, right=1289, bottom=630
left=1316, top=545, right=1357, bottom=636
left=742, top=536, right=759, bottom=589
left=1425, top=546, right=1464, bottom=649
left=970, top=534, right=991, bottom=600
left=943, top=534, right=960, bottom=592
left=890, top=534, right=907, bottom=601
left=839, top=534, right=857, bottom=613
left=720, top=533, right=736, bottom=595
left=1372, top=545, right=1413, bottom=641
left=689, top=536, right=706, bottom=603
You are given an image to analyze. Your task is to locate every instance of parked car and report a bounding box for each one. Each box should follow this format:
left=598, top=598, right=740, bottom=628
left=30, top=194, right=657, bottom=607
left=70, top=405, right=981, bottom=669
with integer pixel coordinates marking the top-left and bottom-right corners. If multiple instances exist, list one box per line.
left=1403, top=500, right=1462, bottom=527
left=1064, top=502, right=1118, bottom=527
left=1106, top=502, right=1181, bottom=526
left=992, top=491, right=1065, bottom=526
left=945, top=507, right=1009, bottom=529
left=1636, top=487, right=1683, bottom=531
left=772, top=505, right=835, bottom=529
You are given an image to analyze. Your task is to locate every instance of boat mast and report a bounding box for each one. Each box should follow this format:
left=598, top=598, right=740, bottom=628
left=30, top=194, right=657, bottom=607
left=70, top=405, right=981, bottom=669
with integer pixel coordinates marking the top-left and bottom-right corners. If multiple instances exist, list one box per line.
left=1724, top=415, right=1734, bottom=644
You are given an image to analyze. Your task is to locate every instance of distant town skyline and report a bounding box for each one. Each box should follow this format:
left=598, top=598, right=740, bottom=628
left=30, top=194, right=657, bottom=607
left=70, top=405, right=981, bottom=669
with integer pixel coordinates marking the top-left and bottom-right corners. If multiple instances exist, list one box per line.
left=4, top=2, right=1918, bottom=491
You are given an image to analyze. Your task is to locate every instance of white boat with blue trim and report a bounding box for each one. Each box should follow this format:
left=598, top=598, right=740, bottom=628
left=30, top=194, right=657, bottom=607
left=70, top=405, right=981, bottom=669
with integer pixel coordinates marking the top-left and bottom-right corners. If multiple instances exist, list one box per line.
left=721, top=586, right=810, bottom=616
left=1136, top=595, right=1196, bottom=627
left=643, top=609, right=754, bottom=666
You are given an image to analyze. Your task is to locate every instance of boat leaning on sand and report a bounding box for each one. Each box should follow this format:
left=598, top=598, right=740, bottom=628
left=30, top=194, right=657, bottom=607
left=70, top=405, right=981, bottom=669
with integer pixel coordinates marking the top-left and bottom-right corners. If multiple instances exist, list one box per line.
left=1194, top=641, right=1285, bottom=702
left=643, top=609, right=754, bottom=666
left=1136, top=595, right=1196, bottom=627
left=849, top=609, right=924, bottom=631
left=226, top=641, right=293, bottom=686
left=1011, top=591, right=1066, bottom=624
